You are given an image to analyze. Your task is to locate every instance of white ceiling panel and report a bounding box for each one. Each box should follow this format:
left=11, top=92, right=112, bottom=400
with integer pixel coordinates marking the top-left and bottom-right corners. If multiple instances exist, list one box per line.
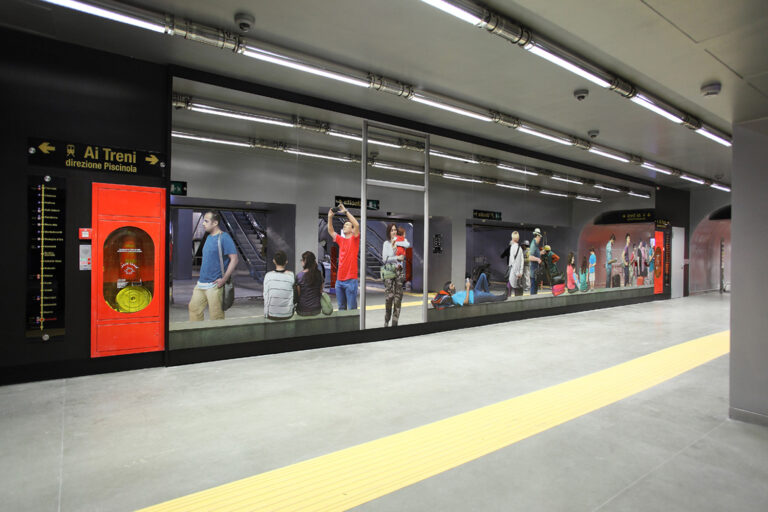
left=0, top=0, right=748, bottom=191
left=642, top=0, right=768, bottom=43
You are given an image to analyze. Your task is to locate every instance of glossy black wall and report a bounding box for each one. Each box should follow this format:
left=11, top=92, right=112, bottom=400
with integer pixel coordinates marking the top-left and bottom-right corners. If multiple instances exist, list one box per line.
left=0, top=27, right=169, bottom=379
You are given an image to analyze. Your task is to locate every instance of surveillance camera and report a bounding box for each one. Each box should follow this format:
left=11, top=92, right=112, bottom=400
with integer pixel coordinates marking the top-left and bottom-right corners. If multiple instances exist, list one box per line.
left=588, top=129, right=599, bottom=139
left=234, top=13, right=255, bottom=32
left=574, top=89, right=589, bottom=101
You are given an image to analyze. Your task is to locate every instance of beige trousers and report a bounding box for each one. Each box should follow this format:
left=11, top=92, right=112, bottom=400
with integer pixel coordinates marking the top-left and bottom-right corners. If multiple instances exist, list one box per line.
left=188, top=286, right=224, bottom=321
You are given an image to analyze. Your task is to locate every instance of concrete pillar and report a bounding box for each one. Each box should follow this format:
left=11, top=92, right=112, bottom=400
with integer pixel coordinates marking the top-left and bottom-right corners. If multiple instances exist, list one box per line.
left=730, top=117, right=768, bottom=427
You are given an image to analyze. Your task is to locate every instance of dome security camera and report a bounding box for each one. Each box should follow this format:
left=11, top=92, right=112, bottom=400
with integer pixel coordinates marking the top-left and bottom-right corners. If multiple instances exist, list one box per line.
left=574, top=89, right=589, bottom=101
left=235, top=13, right=255, bottom=32
left=588, top=129, right=599, bottom=139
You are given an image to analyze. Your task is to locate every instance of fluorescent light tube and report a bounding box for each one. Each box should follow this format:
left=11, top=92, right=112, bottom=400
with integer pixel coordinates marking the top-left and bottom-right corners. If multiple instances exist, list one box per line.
left=369, top=139, right=402, bottom=149
left=327, top=130, right=362, bottom=142
left=496, top=183, right=528, bottom=191
left=285, top=149, right=352, bottom=162
left=517, top=126, right=572, bottom=145
left=526, top=45, right=611, bottom=88
left=695, top=128, right=732, bottom=147
left=430, top=150, right=478, bottom=164
left=679, top=174, right=705, bottom=185
left=588, top=147, right=630, bottom=163
left=497, top=163, right=538, bottom=176
left=710, top=183, right=731, bottom=192
left=418, top=0, right=483, bottom=25
left=640, top=162, right=673, bottom=175
left=443, top=173, right=482, bottom=183
left=576, top=195, right=601, bottom=202
left=630, top=94, right=684, bottom=124
left=172, top=132, right=250, bottom=148
left=41, top=0, right=167, bottom=33
left=328, top=131, right=400, bottom=149
left=540, top=190, right=568, bottom=198
left=628, top=191, right=651, bottom=198
left=411, top=94, right=493, bottom=122
left=241, top=47, right=370, bottom=88
left=594, top=184, right=621, bottom=193
left=189, top=104, right=294, bottom=128
left=372, top=162, right=424, bottom=175
left=551, top=175, right=583, bottom=185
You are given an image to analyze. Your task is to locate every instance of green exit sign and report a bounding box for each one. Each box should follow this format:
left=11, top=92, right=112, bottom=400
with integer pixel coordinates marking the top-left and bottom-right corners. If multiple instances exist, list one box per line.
left=170, top=181, right=187, bottom=196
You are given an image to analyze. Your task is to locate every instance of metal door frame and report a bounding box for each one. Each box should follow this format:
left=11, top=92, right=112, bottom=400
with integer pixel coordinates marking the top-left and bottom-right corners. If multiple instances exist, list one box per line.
left=359, top=120, right=429, bottom=329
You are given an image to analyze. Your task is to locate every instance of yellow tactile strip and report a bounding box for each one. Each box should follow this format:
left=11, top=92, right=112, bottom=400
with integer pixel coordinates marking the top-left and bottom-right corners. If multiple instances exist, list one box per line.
left=140, top=330, right=730, bottom=512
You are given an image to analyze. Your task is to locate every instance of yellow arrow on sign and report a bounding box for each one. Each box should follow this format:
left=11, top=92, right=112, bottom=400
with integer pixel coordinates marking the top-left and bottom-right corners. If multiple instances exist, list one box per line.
left=38, top=142, right=56, bottom=154
left=145, top=154, right=159, bottom=165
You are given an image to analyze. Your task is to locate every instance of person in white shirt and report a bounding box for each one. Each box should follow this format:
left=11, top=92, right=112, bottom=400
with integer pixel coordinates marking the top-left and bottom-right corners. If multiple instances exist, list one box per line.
left=381, top=223, right=410, bottom=327
left=508, top=231, right=524, bottom=297
left=263, top=250, right=295, bottom=320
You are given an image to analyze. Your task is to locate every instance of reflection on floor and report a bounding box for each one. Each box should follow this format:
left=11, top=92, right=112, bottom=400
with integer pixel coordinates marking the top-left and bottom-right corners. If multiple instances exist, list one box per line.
left=170, top=277, right=654, bottom=329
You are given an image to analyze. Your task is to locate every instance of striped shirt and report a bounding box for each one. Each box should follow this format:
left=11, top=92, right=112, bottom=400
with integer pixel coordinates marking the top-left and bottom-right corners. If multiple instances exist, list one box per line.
left=263, top=270, right=295, bottom=319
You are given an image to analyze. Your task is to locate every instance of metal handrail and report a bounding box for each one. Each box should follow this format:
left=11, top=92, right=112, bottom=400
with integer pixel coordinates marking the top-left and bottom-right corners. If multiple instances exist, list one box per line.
left=219, top=211, right=262, bottom=269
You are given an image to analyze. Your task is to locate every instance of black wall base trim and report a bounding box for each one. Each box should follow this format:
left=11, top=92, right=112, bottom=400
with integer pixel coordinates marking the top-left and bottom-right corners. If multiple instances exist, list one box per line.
left=1, top=294, right=664, bottom=385
left=0, top=352, right=165, bottom=386
left=168, top=293, right=664, bottom=367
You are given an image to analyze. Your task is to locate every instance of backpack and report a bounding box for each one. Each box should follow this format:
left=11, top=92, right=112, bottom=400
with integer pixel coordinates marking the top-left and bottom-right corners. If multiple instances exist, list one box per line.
left=431, top=290, right=454, bottom=310
left=320, top=292, right=333, bottom=315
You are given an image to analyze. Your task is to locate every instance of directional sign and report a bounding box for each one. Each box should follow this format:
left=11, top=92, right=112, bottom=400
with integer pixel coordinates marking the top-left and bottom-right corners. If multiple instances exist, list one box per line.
left=473, top=209, right=502, bottom=221
left=28, top=137, right=166, bottom=177
left=334, top=196, right=380, bottom=210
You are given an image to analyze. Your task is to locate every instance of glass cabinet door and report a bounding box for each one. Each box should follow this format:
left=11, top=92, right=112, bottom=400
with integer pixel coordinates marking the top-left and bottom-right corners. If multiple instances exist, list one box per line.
left=103, top=226, right=155, bottom=313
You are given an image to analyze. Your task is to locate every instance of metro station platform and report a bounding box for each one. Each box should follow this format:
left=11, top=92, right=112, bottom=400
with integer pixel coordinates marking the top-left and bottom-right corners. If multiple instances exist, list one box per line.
left=2, top=293, right=765, bottom=511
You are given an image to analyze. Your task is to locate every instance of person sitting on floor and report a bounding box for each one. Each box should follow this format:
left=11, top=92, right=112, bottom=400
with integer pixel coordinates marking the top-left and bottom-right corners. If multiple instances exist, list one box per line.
left=263, top=250, right=295, bottom=320
left=443, top=272, right=507, bottom=306
left=566, top=251, right=579, bottom=293
left=538, top=245, right=564, bottom=288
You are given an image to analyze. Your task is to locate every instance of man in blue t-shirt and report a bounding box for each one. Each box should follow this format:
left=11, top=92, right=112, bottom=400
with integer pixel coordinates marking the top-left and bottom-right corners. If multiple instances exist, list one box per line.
left=444, top=273, right=506, bottom=306
left=188, top=211, right=239, bottom=321
left=588, top=247, right=597, bottom=291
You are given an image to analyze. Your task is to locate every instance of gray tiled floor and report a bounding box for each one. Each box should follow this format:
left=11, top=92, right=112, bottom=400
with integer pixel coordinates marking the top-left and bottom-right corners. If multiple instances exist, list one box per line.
left=2, top=293, right=764, bottom=512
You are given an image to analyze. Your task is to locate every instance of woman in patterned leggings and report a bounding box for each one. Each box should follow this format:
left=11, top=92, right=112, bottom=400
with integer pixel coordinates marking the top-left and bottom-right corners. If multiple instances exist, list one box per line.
left=381, top=223, right=410, bottom=327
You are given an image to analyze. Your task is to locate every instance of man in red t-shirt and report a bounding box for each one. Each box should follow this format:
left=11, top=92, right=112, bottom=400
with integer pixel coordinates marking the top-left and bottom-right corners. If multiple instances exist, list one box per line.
left=327, top=203, right=360, bottom=309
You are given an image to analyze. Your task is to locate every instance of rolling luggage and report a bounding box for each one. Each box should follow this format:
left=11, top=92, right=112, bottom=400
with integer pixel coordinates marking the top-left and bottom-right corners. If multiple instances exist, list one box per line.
left=612, top=274, right=621, bottom=288
left=637, top=276, right=644, bottom=286
left=552, top=283, right=566, bottom=296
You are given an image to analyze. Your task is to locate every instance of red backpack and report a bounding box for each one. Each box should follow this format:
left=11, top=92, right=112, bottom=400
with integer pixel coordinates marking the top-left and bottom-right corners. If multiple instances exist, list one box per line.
left=431, top=290, right=454, bottom=310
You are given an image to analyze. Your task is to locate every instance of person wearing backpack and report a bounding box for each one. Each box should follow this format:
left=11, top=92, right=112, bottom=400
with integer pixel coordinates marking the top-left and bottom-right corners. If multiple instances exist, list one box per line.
left=507, top=231, right=524, bottom=297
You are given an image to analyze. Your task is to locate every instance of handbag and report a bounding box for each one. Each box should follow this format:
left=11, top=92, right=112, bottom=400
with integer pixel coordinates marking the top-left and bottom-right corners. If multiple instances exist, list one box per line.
left=380, top=262, right=398, bottom=280
left=320, top=292, right=333, bottom=315
left=217, top=234, right=235, bottom=311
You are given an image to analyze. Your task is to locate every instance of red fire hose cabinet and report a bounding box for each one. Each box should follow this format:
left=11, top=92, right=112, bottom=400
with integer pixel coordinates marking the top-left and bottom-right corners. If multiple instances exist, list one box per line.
left=91, top=183, right=165, bottom=357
